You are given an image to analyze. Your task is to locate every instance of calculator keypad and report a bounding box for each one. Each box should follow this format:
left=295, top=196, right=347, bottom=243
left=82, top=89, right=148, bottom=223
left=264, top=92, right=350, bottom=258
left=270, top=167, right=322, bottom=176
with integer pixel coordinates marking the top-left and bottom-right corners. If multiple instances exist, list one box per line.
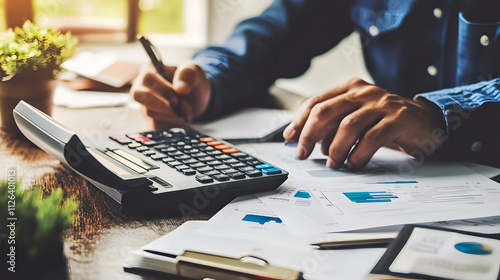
left=109, top=128, right=282, bottom=184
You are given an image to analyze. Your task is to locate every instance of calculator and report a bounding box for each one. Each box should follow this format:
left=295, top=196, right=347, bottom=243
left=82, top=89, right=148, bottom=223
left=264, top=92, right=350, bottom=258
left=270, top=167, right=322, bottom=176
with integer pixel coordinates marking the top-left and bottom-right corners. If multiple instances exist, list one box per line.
left=13, top=101, right=288, bottom=214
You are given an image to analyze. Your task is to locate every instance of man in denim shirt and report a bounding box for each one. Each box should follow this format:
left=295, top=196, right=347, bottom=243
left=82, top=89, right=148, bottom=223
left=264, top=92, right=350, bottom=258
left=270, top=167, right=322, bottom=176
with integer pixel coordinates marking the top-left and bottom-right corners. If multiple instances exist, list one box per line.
left=132, top=0, right=500, bottom=171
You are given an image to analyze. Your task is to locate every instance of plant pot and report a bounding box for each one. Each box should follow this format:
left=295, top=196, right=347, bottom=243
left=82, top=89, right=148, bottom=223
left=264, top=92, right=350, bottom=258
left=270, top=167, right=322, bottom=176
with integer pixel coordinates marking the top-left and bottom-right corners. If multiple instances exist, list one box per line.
left=0, top=78, right=56, bottom=135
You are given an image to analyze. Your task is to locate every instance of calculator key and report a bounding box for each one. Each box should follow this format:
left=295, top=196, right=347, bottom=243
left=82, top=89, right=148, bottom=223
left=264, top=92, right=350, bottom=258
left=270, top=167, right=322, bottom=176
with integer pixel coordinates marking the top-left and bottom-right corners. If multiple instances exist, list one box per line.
left=174, top=154, right=190, bottom=161
left=207, top=150, right=222, bottom=156
left=168, top=151, right=184, bottom=157
left=213, top=174, right=230, bottom=182
left=198, top=166, right=215, bottom=173
left=245, top=170, right=262, bottom=177
left=162, top=147, right=177, bottom=153
left=143, top=140, right=159, bottom=147
left=198, top=156, right=215, bottom=162
left=195, top=175, right=213, bottom=184
left=256, top=163, right=273, bottom=170
left=190, top=162, right=207, bottom=169
left=182, top=158, right=198, bottom=165
left=223, top=148, right=239, bottom=154
left=214, top=164, right=231, bottom=170
left=204, top=170, right=221, bottom=177
left=228, top=172, right=245, bottom=179
left=181, top=169, right=196, bottom=176
left=222, top=158, right=239, bottom=164
left=190, top=139, right=200, bottom=144
left=215, top=144, right=230, bottom=150
left=201, top=146, right=215, bottom=152
left=262, top=167, right=282, bottom=175
left=192, top=152, right=208, bottom=158
left=200, top=137, right=214, bottom=142
left=151, top=153, right=168, bottom=160
left=231, top=152, right=247, bottom=158
left=195, top=142, right=208, bottom=148
left=167, top=161, right=183, bottom=167
left=128, top=142, right=142, bottom=149
left=221, top=168, right=238, bottom=175
left=207, top=141, right=222, bottom=146
left=238, top=166, right=255, bottom=173
left=230, top=162, right=247, bottom=168
left=154, top=144, right=170, bottom=150
left=134, top=136, right=152, bottom=142
left=162, top=157, right=175, bottom=163
left=240, top=156, right=255, bottom=162
left=136, top=146, right=149, bottom=152
left=181, top=145, right=193, bottom=150
left=176, top=141, right=187, bottom=146
left=247, top=160, right=263, bottom=166
left=175, top=165, right=190, bottom=171
left=184, top=149, right=200, bottom=154
left=207, top=160, right=223, bottom=166
left=215, top=154, right=231, bottom=160
left=143, top=150, right=156, bottom=156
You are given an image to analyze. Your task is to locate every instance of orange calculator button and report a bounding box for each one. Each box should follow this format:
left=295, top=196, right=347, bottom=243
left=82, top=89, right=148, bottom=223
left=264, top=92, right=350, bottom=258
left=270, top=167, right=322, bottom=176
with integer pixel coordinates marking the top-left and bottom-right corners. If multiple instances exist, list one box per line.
left=215, top=144, right=230, bottom=150
left=223, top=148, right=239, bottom=154
left=200, top=137, right=214, bottom=142
left=207, top=141, right=222, bottom=146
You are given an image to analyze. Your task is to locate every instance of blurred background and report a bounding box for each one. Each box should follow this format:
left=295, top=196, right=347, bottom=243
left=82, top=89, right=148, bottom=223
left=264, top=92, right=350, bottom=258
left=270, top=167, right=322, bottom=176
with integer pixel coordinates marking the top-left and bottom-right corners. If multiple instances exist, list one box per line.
left=0, top=0, right=371, bottom=97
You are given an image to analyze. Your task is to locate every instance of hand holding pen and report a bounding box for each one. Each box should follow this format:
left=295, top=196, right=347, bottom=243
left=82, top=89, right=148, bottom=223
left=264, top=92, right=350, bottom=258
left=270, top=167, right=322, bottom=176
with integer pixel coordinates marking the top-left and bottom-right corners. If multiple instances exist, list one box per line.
left=132, top=35, right=212, bottom=128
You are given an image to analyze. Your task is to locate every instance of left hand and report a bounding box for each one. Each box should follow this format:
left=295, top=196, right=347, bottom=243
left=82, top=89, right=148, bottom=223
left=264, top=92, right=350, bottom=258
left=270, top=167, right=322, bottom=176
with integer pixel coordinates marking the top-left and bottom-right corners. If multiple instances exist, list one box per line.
left=282, top=78, right=446, bottom=171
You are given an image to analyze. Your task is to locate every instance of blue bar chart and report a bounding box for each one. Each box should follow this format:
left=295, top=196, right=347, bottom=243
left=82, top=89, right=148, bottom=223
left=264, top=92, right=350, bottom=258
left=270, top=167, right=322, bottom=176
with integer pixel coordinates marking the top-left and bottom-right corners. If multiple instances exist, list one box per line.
left=242, top=214, right=283, bottom=225
left=343, top=191, right=398, bottom=203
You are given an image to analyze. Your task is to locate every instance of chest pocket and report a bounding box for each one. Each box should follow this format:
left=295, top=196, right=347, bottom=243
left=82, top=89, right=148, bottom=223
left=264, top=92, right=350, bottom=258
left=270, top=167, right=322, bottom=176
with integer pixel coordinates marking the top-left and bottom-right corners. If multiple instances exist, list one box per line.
left=350, top=0, right=413, bottom=37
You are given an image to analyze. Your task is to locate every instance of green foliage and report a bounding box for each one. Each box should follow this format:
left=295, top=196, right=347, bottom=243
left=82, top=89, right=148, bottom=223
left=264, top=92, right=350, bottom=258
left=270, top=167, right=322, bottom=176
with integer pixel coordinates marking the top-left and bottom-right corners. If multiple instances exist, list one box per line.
left=0, top=21, right=77, bottom=80
left=0, top=179, right=78, bottom=261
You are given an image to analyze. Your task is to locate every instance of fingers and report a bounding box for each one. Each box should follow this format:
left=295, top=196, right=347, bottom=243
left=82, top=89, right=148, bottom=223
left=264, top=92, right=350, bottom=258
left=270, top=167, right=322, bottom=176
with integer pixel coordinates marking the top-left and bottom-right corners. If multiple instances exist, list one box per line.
left=142, top=71, right=180, bottom=106
left=172, top=63, right=203, bottom=95
left=296, top=97, right=359, bottom=160
left=326, top=109, right=383, bottom=169
left=283, top=78, right=368, bottom=142
left=345, top=120, right=400, bottom=171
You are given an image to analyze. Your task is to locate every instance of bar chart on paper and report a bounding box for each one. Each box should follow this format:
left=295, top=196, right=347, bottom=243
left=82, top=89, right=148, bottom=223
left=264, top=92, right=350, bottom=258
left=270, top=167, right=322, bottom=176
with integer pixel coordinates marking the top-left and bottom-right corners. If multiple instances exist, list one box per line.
left=343, top=191, right=398, bottom=203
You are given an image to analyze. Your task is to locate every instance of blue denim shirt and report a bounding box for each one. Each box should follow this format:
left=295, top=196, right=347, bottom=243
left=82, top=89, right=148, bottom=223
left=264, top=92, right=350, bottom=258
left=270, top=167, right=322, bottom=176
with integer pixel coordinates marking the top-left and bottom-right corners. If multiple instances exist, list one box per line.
left=193, top=0, right=500, bottom=166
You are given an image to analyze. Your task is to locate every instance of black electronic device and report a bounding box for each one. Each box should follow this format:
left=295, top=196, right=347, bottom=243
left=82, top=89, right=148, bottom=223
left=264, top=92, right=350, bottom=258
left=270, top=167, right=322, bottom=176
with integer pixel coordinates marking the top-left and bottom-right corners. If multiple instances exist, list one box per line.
left=13, top=101, right=288, bottom=215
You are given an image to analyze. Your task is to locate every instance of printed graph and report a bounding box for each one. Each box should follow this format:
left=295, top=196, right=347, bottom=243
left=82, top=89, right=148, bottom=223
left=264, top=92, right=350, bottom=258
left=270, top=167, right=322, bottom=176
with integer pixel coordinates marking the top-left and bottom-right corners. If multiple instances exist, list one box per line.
left=242, top=214, right=283, bottom=225
left=343, top=191, right=398, bottom=203
left=294, top=190, right=311, bottom=199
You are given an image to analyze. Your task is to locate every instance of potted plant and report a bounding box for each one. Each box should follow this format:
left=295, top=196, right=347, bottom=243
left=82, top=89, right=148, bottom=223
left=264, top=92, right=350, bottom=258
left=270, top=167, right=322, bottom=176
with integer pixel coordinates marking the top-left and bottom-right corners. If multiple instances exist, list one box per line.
left=0, top=21, right=77, bottom=134
left=0, top=179, right=78, bottom=279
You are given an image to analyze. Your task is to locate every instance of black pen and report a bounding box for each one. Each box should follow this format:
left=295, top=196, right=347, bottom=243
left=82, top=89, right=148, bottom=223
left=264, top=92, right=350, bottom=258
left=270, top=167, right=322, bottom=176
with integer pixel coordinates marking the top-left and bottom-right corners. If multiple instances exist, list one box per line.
left=137, top=34, right=188, bottom=123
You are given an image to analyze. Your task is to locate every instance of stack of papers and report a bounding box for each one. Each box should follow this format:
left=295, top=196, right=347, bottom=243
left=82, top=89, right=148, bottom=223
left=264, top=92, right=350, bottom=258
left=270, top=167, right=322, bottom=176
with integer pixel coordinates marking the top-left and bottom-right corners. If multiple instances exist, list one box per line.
left=126, top=142, right=500, bottom=279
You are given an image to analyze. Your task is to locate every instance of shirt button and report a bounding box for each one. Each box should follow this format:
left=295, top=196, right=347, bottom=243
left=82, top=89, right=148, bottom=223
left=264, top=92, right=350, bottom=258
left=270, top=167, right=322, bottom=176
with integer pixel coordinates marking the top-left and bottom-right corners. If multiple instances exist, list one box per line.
left=433, top=8, right=443, bottom=19
left=480, top=35, right=490, bottom=47
left=369, top=25, right=379, bottom=36
left=471, top=141, right=482, bottom=152
left=427, top=65, right=438, bottom=76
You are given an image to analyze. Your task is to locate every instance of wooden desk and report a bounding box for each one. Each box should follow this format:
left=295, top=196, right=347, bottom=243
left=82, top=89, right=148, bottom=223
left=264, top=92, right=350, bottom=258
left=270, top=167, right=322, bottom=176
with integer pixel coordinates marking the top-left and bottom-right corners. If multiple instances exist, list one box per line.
left=0, top=90, right=303, bottom=279
left=0, top=104, right=215, bottom=279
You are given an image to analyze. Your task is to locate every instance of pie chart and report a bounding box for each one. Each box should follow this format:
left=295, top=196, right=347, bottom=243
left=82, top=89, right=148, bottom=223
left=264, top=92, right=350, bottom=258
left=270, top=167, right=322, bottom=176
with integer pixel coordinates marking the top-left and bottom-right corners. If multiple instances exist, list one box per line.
left=454, top=242, right=493, bottom=255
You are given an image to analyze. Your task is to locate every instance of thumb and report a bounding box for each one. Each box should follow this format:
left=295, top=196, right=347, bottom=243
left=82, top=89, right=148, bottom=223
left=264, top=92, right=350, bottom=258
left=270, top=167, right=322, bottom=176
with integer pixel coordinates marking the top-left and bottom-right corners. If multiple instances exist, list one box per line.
left=172, top=63, right=200, bottom=95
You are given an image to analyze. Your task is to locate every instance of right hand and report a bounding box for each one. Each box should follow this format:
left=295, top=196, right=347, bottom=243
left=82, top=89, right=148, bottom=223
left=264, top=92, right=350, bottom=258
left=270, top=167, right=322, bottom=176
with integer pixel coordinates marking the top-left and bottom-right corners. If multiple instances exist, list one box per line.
left=131, top=62, right=211, bottom=128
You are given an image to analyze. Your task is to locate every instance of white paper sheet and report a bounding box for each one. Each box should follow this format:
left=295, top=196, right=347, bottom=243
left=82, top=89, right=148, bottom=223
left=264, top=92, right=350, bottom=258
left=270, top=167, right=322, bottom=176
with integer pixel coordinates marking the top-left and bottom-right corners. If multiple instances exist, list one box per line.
left=191, top=108, right=293, bottom=141
left=236, top=143, right=500, bottom=234
left=53, top=85, right=130, bottom=108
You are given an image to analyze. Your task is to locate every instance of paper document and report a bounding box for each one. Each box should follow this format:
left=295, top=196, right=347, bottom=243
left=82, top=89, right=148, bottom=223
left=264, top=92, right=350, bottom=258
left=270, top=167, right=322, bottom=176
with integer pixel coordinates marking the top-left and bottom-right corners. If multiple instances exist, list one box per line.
left=191, top=108, right=294, bottom=142
left=53, top=85, right=130, bottom=108
left=235, top=143, right=500, bottom=234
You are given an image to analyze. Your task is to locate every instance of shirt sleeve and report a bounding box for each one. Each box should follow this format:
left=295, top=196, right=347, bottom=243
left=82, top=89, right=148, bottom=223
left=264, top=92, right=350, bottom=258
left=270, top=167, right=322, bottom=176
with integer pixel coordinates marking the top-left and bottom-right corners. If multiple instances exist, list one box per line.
left=415, top=78, right=500, bottom=167
left=193, top=0, right=353, bottom=120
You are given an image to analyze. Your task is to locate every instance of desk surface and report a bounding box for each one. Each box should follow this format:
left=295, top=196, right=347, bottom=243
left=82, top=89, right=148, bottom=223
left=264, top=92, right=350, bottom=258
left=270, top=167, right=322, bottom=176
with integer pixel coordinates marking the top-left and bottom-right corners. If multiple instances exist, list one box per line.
left=0, top=105, right=215, bottom=279
left=0, top=89, right=303, bottom=279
